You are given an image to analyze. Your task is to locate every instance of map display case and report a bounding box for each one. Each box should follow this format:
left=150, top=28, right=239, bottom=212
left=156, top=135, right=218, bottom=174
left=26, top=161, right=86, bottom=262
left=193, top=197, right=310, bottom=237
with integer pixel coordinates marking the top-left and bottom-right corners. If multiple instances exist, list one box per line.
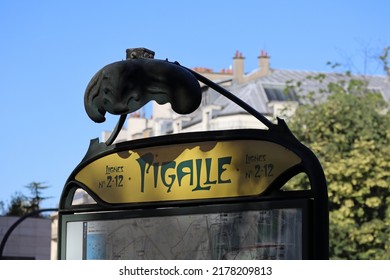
left=63, top=200, right=307, bottom=260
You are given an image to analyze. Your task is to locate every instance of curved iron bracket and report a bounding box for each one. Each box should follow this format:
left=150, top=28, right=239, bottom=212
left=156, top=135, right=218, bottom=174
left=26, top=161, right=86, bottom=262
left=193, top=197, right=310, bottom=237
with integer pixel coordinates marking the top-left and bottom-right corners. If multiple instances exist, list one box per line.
left=181, top=64, right=277, bottom=130
left=104, top=114, right=127, bottom=146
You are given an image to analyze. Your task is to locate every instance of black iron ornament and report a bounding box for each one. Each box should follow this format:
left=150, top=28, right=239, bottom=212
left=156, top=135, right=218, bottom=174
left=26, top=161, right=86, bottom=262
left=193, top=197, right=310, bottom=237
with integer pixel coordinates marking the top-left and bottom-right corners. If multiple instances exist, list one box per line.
left=84, top=49, right=202, bottom=123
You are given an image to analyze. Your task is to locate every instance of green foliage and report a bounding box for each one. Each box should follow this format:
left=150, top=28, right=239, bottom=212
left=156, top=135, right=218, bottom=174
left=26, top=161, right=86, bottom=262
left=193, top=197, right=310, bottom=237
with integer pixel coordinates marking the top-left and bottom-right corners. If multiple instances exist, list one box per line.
left=379, top=47, right=389, bottom=73
left=0, top=200, right=4, bottom=216
left=6, top=192, right=29, bottom=216
left=287, top=73, right=390, bottom=259
left=24, top=181, right=50, bottom=213
left=5, top=182, right=50, bottom=217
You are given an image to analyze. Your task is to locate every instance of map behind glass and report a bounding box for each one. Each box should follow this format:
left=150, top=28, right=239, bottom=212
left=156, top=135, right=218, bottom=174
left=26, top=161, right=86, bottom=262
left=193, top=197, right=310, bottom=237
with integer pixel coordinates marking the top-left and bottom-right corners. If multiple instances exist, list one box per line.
left=84, top=208, right=302, bottom=260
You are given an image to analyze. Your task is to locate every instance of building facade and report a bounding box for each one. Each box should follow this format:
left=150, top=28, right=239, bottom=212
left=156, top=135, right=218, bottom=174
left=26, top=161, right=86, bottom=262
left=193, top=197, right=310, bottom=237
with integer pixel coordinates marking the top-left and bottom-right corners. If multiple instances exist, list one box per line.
left=102, top=50, right=390, bottom=142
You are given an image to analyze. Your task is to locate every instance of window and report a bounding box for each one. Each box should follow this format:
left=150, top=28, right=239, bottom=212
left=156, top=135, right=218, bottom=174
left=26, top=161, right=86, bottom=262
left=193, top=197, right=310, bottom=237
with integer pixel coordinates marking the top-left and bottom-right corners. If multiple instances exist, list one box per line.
left=264, top=86, right=297, bottom=102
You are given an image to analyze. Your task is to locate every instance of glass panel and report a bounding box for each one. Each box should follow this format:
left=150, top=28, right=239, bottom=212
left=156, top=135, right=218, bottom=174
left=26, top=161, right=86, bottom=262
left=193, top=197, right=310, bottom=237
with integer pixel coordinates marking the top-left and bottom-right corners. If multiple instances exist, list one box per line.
left=71, top=189, right=97, bottom=205
left=264, top=87, right=297, bottom=101
left=66, top=208, right=302, bottom=260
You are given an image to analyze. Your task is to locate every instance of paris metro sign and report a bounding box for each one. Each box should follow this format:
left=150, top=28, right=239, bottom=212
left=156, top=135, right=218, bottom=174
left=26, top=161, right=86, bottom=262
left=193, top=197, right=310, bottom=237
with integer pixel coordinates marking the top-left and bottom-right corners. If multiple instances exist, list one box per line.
left=58, top=48, right=329, bottom=260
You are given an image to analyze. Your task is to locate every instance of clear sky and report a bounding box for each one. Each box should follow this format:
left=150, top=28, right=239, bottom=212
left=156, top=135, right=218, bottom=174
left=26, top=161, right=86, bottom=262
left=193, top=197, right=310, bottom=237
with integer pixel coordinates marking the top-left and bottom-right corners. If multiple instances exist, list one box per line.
left=0, top=0, right=389, bottom=210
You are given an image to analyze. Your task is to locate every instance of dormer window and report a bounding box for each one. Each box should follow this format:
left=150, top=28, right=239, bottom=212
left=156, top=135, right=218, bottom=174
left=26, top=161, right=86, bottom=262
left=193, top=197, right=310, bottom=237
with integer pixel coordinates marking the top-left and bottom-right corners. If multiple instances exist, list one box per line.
left=264, top=85, right=297, bottom=102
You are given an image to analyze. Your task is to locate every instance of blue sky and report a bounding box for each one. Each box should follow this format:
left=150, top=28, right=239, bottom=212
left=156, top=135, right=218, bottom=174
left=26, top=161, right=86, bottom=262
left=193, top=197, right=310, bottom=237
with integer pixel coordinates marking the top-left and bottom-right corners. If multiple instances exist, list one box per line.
left=0, top=0, right=389, bottom=210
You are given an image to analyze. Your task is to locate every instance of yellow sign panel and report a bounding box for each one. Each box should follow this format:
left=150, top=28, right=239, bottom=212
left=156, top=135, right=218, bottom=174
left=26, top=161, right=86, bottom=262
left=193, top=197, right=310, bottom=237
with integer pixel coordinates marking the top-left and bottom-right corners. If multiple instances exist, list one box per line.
left=75, top=140, right=301, bottom=204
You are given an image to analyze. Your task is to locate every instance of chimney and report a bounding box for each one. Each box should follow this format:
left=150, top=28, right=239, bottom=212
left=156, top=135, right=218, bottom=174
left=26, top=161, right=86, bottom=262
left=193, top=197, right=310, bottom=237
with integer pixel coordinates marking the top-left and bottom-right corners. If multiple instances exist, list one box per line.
left=233, top=50, right=245, bottom=83
left=258, top=50, right=270, bottom=76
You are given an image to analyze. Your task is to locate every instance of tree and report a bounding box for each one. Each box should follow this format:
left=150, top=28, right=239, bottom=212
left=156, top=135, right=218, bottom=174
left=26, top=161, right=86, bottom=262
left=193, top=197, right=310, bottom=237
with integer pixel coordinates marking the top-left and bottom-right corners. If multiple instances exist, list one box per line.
left=0, top=200, right=5, bottom=216
left=6, top=192, right=29, bottom=216
left=24, top=181, right=50, bottom=214
left=5, top=182, right=50, bottom=217
left=286, top=71, right=390, bottom=259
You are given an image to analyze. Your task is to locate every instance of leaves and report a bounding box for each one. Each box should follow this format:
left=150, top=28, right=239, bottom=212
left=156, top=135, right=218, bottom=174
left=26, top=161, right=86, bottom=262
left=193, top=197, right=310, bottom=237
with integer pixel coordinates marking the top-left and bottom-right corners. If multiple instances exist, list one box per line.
left=4, top=182, right=51, bottom=217
left=24, top=181, right=51, bottom=213
left=287, top=74, right=390, bottom=259
left=6, top=192, right=29, bottom=216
